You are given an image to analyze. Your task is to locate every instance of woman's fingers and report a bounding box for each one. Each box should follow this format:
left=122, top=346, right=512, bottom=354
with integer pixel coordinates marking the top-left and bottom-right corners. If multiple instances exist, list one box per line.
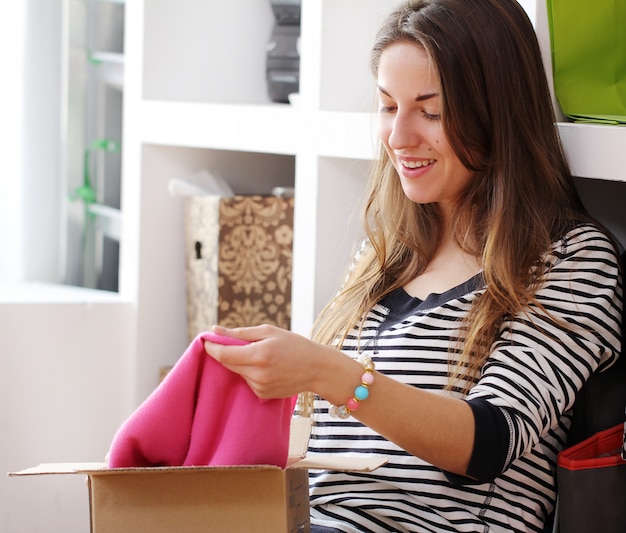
left=212, top=323, right=277, bottom=342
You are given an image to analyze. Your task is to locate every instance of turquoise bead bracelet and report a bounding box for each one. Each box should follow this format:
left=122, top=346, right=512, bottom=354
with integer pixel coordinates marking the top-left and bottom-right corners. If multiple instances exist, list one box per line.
left=329, top=356, right=375, bottom=419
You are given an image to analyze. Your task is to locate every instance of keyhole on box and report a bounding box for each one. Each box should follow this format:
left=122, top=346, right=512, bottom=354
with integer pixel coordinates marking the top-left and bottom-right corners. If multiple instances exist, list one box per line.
left=195, top=241, right=202, bottom=260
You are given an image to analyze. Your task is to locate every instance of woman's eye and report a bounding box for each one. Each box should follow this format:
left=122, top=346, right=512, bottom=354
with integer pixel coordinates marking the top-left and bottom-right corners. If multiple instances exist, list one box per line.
left=422, top=111, right=441, bottom=121
left=379, top=105, right=397, bottom=113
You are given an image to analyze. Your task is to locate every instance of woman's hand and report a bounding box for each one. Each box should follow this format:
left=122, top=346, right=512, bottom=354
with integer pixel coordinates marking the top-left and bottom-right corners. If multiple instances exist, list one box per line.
left=206, top=324, right=475, bottom=474
left=203, top=324, right=329, bottom=400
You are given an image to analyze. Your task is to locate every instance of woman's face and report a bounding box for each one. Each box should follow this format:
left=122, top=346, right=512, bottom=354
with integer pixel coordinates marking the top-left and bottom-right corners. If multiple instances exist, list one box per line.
left=377, top=41, right=475, bottom=215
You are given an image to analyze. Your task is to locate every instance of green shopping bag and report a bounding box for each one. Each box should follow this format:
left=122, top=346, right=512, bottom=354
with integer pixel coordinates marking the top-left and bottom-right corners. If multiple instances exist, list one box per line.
left=547, top=0, right=626, bottom=124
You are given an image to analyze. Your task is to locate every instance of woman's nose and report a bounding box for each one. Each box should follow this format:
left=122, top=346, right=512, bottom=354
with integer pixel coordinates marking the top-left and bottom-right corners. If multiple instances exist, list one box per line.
left=388, top=111, right=421, bottom=150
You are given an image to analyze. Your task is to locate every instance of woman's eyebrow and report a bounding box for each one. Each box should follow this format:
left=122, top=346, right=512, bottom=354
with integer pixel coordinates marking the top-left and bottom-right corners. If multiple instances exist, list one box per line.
left=415, top=92, right=439, bottom=102
left=377, top=85, right=392, bottom=97
left=376, top=85, right=439, bottom=102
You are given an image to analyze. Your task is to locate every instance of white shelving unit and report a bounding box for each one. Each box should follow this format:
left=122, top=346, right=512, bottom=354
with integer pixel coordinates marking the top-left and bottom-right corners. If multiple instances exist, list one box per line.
left=532, top=0, right=626, bottom=250
left=531, top=0, right=626, bottom=183
left=119, top=0, right=395, bottom=401
left=121, top=0, right=626, bottom=402
left=557, top=123, right=626, bottom=182
left=63, top=0, right=125, bottom=291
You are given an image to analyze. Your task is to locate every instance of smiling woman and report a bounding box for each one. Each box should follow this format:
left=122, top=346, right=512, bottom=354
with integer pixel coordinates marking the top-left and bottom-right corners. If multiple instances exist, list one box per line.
left=200, top=1, right=623, bottom=532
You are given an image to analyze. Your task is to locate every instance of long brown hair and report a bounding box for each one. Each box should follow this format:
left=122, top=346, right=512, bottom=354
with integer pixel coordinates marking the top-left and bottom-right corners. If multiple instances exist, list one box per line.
left=311, top=0, right=593, bottom=390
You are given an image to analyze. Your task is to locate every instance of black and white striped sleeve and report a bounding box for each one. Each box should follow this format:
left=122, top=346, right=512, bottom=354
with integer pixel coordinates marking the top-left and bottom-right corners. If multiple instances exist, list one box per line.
left=466, top=225, right=623, bottom=473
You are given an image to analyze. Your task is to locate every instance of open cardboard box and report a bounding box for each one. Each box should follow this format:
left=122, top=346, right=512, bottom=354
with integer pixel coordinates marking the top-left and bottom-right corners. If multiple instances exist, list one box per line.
left=9, top=417, right=386, bottom=533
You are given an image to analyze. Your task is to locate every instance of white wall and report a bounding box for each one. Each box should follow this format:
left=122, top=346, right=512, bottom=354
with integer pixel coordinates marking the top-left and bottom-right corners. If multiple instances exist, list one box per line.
left=0, top=1, right=141, bottom=530
left=0, top=4, right=26, bottom=284
left=0, top=0, right=66, bottom=286
left=21, top=1, right=64, bottom=283
left=0, top=291, right=135, bottom=532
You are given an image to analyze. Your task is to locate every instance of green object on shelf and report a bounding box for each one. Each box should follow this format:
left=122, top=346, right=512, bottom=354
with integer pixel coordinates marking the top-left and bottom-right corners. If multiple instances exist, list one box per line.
left=69, top=138, right=121, bottom=218
left=87, top=51, right=102, bottom=65
left=547, top=0, right=626, bottom=124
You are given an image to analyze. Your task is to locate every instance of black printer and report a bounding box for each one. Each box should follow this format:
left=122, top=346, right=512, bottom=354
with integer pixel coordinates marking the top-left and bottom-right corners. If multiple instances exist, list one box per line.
left=266, top=0, right=301, bottom=103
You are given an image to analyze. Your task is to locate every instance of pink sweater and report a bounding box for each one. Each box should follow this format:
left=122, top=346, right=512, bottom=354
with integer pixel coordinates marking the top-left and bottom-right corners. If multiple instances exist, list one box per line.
left=107, top=332, right=296, bottom=468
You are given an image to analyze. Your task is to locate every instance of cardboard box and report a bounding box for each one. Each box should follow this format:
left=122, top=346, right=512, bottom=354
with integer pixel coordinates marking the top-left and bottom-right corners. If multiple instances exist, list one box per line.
left=9, top=419, right=385, bottom=533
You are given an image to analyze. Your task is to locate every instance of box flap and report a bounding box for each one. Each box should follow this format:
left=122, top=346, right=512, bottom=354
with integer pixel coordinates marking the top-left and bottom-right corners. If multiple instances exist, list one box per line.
left=10, top=455, right=386, bottom=477
left=9, top=462, right=288, bottom=477
left=287, top=416, right=313, bottom=460
left=9, top=462, right=108, bottom=476
left=291, top=455, right=387, bottom=472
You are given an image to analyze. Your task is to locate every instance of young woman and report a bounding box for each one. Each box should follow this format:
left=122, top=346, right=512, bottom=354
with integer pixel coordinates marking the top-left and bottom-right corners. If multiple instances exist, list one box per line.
left=205, top=0, right=623, bottom=531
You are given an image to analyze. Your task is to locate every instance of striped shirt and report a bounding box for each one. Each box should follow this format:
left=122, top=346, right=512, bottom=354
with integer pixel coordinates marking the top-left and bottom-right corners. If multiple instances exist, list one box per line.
left=308, top=224, right=623, bottom=533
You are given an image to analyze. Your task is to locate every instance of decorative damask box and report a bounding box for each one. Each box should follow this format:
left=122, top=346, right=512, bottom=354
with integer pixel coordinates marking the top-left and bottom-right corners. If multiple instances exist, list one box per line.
left=184, top=195, right=295, bottom=342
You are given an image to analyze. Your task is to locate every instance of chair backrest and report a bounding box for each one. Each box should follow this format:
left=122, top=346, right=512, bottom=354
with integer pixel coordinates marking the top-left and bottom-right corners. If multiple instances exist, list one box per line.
left=566, top=250, right=626, bottom=446
left=566, top=351, right=626, bottom=447
left=548, top=251, right=626, bottom=533
left=568, top=252, right=626, bottom=446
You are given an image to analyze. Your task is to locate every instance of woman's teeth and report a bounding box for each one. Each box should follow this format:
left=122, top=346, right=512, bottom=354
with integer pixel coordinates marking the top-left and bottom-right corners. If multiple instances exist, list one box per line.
left=401, top=159, right=436, bottom=169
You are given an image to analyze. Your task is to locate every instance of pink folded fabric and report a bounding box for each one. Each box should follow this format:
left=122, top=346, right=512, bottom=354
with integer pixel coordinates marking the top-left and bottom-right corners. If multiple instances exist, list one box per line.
left=107, top=332, right=296, bottom=468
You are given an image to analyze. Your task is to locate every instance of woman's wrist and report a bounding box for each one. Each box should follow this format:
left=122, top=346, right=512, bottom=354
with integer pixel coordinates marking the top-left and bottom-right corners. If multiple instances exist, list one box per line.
left=310, top=345, right=371, bottom=409
left=329, top=355, right=375, bottom=418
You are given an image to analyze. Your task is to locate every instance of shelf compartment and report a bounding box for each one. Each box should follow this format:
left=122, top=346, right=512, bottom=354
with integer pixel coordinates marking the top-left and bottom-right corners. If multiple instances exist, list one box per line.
left=558, top=123, right=626, bottom=182
left=301, top=0, right=398, bottom=113
left=575, top=176, right=626, bottom=248
left=143, top=0, right=274, bottom=105
left=88, top=204, right=122, bottom=241
left=291, top=155, right=371, bottom=334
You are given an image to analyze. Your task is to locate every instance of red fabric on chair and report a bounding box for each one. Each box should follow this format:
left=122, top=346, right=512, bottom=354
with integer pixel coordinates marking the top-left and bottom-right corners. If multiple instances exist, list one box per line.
left=107, top=332, right=297, bottom=468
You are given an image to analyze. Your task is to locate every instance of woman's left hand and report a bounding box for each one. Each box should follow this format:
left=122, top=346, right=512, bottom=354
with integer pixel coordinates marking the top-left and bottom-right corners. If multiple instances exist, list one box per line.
left=203, top=324, right=327, bottom=400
